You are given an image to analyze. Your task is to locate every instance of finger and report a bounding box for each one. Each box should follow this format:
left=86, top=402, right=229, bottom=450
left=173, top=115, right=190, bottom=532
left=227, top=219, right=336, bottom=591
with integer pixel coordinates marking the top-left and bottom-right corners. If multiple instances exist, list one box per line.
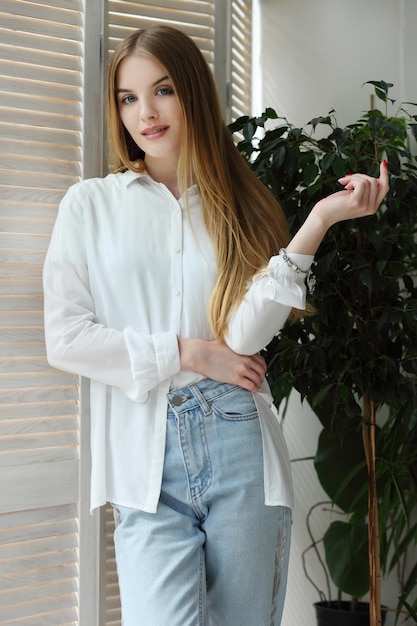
left=248, top=357, right=268, bottom=379
left=240, top=360, right=266, bottom=390
left=377, top=159, right=390, bottom=203
left=340, top=174, right=381, bottom=214
left=251, top=353, right=268, bottom=372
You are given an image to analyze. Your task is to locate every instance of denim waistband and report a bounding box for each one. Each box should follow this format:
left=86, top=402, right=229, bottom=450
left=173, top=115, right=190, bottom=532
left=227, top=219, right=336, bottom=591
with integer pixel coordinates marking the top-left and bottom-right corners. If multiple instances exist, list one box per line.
left=167, top=379, right=243, bottom=415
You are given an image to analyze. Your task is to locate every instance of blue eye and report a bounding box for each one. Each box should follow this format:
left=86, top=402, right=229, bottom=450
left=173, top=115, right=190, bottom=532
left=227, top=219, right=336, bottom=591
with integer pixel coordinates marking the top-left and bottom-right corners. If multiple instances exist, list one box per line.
left=156, top=87, right=173, bottom=96
left=122, top=95, right=136, bottom=104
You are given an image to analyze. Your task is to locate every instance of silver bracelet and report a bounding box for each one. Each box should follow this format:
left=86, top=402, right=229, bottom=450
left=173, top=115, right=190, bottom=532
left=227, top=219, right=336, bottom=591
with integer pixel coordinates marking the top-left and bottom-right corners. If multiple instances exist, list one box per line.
left=279, top=248, right=303, bottom=273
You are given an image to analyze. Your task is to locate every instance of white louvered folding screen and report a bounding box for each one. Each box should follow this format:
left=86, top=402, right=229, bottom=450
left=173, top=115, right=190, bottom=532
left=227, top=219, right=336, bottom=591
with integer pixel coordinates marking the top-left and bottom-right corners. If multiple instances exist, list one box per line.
left=0, top=1, right=253, bottom=624
left=0, top=1, right=83, bottom=624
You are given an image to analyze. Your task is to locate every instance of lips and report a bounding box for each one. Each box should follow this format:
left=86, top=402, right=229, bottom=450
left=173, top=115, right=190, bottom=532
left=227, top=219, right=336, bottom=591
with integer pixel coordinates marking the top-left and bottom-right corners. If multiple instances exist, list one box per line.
left=141, top=125, right=169, bottom=137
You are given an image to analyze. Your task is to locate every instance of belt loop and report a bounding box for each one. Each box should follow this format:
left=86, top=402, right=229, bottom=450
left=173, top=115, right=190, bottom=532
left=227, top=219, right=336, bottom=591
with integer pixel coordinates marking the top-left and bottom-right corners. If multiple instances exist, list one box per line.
left=189, top=383, right=211, bottom=416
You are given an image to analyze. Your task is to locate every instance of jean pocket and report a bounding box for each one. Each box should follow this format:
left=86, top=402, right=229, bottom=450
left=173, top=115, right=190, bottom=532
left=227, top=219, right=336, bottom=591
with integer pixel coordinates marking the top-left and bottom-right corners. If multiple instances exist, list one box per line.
left=210, top=388, right=259, bottom=421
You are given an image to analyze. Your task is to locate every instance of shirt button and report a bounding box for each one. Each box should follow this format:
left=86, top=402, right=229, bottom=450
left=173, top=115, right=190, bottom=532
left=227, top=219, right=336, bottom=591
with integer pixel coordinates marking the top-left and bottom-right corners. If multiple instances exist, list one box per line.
left=174, top=247, right=180, bottom=253
left=173, top=289, right=181, bottom=296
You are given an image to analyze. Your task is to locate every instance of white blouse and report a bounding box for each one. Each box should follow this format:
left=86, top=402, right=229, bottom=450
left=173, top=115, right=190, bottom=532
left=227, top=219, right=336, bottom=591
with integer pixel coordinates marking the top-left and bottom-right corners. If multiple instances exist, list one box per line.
left=43, top=169, right=313, bottom=513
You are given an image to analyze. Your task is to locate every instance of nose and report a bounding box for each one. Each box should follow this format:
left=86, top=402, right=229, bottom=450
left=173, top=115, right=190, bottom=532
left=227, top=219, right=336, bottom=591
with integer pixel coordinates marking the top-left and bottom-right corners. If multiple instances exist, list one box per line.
left=140, top=98, right=157, bottom=122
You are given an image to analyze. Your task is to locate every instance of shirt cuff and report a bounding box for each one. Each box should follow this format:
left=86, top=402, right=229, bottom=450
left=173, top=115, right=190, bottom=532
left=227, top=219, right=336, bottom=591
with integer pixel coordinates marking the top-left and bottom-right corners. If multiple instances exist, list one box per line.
left=152, top=332, right=181, bottom=382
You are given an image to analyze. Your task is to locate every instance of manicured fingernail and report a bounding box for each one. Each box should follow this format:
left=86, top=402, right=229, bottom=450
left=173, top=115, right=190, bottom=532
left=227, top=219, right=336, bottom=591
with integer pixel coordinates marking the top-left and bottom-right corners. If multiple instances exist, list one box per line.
left=382, top=159, right=388, bottom=168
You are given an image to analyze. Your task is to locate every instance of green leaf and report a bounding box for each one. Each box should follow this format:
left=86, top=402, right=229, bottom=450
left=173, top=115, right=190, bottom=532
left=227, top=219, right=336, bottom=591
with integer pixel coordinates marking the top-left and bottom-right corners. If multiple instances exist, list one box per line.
left=323, top=520, right=370, bottom=597
left=243, top=121, right=256, bottom=142
left=303, top=163, right=319, bottom=186
left=314, top=428, right=369, bottom=512
left=264, top=107, right=278, bottom=119
left=320, top=152, right=336, bottom=173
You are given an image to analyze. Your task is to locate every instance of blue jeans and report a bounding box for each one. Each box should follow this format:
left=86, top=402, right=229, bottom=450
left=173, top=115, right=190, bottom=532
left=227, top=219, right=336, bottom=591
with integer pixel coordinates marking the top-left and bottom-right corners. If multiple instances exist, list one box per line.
left=112, top=379, right=292, bottom=626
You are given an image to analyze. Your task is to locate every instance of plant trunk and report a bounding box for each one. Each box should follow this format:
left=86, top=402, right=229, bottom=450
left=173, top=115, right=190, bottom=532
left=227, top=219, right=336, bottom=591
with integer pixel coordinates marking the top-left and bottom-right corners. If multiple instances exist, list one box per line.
left=362, top=392, right=381, bottom=626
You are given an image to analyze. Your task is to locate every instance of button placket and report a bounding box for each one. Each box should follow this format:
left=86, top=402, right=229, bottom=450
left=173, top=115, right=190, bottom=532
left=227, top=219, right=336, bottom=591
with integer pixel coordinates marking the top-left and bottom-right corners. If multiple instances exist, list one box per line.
left=170, top=200, right=183, bottom=329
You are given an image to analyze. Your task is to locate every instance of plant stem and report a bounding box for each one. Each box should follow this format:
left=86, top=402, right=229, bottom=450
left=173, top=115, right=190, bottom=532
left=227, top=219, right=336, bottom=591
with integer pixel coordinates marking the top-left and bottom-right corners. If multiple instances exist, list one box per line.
left=362, top=393, right=382, bottom=626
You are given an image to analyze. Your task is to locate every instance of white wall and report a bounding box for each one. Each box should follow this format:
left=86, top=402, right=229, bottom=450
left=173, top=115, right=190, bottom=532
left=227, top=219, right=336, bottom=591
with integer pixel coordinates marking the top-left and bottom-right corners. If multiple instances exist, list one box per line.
left=256, top=1, right=417, bottom=625
left=259, top=0, right=417, bottom=128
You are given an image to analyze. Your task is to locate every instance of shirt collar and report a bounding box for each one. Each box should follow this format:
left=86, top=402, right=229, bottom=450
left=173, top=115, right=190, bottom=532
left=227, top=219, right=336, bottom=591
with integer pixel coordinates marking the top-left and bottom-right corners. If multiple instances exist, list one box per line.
left=119, top=168, right=198, bottom=198
left=120, top=169, right=151, bottom=187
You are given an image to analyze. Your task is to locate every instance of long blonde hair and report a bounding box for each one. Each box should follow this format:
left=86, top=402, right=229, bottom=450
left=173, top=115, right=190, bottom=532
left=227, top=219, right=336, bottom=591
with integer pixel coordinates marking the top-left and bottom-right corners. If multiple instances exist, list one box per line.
left=107, top=25, right=299, bottom=340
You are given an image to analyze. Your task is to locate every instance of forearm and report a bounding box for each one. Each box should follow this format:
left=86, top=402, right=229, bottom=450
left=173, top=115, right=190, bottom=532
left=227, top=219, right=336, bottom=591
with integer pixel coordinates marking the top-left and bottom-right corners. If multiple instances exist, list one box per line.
left=285, top=207, right=329, bottom=256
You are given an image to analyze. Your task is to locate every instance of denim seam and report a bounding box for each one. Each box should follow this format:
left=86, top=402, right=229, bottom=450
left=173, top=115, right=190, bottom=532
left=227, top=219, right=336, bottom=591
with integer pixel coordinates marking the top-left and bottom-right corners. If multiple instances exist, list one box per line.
left=198, top=544, right=205, bottom=625
left=270, top=509, right=288, bottom=625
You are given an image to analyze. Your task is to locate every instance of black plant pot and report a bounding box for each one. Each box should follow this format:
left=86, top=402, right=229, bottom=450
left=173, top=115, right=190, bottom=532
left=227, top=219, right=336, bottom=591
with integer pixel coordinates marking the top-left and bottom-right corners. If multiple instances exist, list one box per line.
left=315, top=601, right=387, bottom=626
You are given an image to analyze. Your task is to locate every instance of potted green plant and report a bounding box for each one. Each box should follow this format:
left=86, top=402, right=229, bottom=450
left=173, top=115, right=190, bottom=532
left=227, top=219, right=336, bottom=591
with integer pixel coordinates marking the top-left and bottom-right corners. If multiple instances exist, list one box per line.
left=229, top=81, right=417, bottom=625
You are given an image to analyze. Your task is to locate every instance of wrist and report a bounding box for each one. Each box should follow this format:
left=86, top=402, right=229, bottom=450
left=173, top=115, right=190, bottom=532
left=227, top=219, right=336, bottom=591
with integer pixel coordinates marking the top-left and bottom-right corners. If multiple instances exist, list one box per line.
left=286, top=205, right=329, bottom=256
left=178, top=337, right=203, bottom=372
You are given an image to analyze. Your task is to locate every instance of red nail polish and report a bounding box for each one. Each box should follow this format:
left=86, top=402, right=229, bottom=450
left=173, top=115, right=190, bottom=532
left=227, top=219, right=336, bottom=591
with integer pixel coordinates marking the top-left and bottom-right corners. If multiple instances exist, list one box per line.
left=382, top=159, right=388, bottom=168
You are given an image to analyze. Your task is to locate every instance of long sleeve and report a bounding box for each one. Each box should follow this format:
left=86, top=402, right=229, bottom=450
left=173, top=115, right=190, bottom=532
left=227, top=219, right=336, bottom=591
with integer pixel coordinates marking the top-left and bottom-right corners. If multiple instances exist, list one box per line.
left=43, top=182, right=181, bottom=403
left=225, top=253, right=313, bottom=355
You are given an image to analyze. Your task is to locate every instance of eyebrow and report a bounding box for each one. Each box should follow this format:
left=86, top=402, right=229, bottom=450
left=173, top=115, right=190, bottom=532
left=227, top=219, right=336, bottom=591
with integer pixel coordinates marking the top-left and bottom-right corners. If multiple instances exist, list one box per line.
left=116, top=75, right=170, bottom=94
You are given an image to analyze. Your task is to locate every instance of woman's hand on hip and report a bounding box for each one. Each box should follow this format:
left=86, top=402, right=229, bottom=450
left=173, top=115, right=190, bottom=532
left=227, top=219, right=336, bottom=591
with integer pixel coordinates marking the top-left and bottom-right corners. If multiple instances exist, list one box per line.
left=178, top=338, right=267, bottom=392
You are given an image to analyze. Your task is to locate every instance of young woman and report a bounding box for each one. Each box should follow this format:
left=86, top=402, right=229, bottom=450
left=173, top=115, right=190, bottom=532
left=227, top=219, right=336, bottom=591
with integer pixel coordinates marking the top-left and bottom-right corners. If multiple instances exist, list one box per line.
left=43, top=25, right=389, bottom=626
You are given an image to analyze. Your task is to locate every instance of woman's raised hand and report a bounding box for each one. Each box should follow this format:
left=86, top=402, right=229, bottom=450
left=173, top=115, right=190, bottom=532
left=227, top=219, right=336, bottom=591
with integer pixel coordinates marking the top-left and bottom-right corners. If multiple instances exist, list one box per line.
left=313, top=160, right=390, bottom=228
left=286, top=160, right=390, bottom=256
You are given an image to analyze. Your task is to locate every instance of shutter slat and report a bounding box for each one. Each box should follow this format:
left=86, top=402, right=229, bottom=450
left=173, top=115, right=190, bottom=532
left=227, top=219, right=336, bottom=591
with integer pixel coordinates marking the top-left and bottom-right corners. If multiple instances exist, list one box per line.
left=0, top=252, right=47, bottom=266
left=0, top=281, right=43, bottom=297
left=0, top=561, right=77, bottom=592
left=108, top=0, right=214, bottom=16
left=0, top=371, right=77, bottom=389
left=0, top=202, right=57, bottom=220
left=0, top=185, right=68, bottom=205
left=0, top=458, right=79, bottom=513
left=0, top=508, right=77, bottom=534
left=0, top=311, right=44, bottom=326
left=0, top=108, right=81, bottom=133
left=0, top=139, right=81, bottom=162
left=0, top=344, right=46, bottom=360
left=0, top=385, right=78, bottom=405
left=0, top=43, right=81, bottom=73
left=0, top=154, right=81, bottom=177
left=0, top=12, right=81, bottom=42
left=0, top=59, right=81, bottom=88
left=0, top=401, right=77, bottom=419
left=0, top=430, right=78, bottom=452
left=0, top=265, right=43, bottom=279
left=0, top=1, right=82, bottom=27
left=0, top=26, right=82, bottom=56
left=0, top=581, right=77, bottom=606
left=0, top=447, right=78, bottom=467
left=0, top=532, right=76, bottom=560
left=0, top=93, right=81, bottom=117
left=2, top=235, right=51, bottom=252
left=0, top=416, right=77, bottom=436
left=0, top=76, right=81, bottom=103
left=0, top=594, right=78, bottom=624
left=0, top=296, right=43, bottom=312
left=0, top=171, right=77, bottom=191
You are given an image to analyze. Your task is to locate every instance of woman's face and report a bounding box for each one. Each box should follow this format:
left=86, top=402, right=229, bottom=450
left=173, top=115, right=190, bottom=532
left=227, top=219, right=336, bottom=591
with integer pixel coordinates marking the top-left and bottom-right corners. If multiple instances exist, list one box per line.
left=116, top=54, right=183, bottom=168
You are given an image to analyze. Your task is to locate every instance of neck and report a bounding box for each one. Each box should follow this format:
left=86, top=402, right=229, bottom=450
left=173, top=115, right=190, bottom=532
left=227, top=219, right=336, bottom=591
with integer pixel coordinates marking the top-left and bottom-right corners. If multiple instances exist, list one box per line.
left=144, top=157, right=180, bottom=199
